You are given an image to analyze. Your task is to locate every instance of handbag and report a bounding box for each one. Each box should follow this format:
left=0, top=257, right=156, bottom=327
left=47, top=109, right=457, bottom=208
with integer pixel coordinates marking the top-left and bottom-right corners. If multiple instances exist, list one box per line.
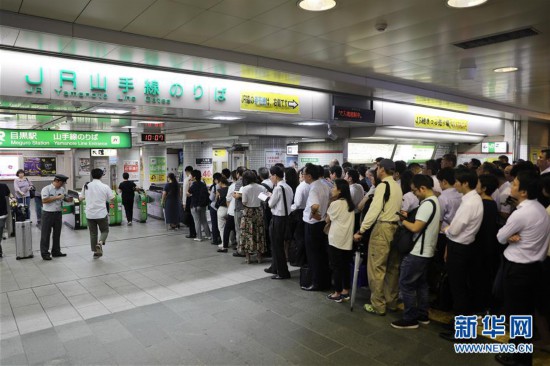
left=391, top=199, right=436, bottom=256
left=26, top=178, right=36, bottom=198
left=323, top=221, right=331, bottom=235
left=280, top=185, right=293, bottom=241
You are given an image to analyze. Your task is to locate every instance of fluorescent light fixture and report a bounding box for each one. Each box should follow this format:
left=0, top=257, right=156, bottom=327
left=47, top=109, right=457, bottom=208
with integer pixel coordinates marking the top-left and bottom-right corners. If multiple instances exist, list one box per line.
left=301, top=138, right=326, bottom=143
left=374, top=126, right=485, bottom=143
left=493, top=66, right=519, bottom=73
left=122, top=126, right=137, bottom=129
left=94, top=108, right=131, bottom=114
left=294, top=121, right=325, bottom=126
left=137, top=121, right=164, bottom=125
left=212, top=116, right=244, bottom=121
left=298, top=0, right=336, bottom=11
left=446, top=0, right=488, bottom=8
left=0, top=113, right=15, bottom=118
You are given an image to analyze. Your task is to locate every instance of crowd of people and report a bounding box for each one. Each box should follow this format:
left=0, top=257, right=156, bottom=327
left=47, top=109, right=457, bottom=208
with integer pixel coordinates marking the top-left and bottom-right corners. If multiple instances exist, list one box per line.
left=172, top=151, right=550, bottom=366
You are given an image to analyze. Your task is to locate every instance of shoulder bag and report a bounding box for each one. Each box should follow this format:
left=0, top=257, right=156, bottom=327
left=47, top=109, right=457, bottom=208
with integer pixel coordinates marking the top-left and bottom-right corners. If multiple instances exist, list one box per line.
left=391, top=199, right=437, bottom=256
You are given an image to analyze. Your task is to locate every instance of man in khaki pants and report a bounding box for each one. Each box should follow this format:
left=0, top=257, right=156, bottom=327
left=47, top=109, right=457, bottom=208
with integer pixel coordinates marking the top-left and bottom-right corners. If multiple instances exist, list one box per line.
left=354, top=159, right=403, bottom=315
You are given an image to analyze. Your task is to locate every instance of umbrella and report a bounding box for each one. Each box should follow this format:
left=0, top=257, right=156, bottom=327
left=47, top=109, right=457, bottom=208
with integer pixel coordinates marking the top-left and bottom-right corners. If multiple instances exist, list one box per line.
left=350, top=249, right=362, bottom=311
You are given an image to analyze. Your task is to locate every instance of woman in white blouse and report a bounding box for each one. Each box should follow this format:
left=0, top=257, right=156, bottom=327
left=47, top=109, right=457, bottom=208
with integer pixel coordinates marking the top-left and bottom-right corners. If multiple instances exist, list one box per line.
left=400, top=170, right=419, bottom=213
left=325, top=178, right=356, bottom=302
left=239, top=170, right=267, bottom=263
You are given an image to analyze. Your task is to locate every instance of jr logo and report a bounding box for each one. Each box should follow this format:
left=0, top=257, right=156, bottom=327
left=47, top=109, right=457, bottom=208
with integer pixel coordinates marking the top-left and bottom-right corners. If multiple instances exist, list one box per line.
left=0, top=131, right=5, bottom=144
left=111, top=136, right=120, bottom=144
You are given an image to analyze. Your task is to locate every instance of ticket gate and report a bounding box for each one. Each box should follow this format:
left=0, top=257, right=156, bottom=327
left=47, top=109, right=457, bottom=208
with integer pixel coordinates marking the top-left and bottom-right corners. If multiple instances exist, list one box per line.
left=146, top=185, right=164, bottom=220
left=62, top=190, right=87, bottom=230
left=108, top=191, right=122, bottom=226
left=133, top=189, right=148, bottom=223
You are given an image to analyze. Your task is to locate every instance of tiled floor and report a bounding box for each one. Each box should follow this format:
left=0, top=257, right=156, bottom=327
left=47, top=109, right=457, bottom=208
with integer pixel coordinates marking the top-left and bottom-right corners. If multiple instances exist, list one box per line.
left=0, top=216, right=536, bottom=365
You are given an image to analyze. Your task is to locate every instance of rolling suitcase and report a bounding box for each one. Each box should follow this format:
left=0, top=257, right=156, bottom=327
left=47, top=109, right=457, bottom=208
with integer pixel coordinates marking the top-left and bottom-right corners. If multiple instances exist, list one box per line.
left=15, top=220, right=33, bottom=260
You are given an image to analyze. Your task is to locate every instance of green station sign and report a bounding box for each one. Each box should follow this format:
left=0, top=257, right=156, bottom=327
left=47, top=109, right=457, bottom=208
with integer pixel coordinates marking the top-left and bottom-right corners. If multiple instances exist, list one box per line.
left=0, top=129, right=132, bottom=149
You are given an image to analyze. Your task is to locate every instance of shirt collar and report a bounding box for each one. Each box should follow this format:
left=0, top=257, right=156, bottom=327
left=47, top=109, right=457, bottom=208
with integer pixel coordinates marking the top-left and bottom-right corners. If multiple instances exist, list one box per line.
left=516, top=199, right=536, bottom=210
left=462, top=189, right=478, bottom=201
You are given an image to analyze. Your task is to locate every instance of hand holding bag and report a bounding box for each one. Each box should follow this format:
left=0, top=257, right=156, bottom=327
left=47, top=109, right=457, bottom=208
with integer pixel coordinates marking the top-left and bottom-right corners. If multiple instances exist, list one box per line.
left=391, top=199, right=436, bottom=256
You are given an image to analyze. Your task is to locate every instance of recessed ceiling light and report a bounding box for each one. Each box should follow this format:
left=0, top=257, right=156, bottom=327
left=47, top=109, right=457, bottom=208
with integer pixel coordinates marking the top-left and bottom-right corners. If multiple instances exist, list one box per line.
left=94, top=108, right=131, bottom=114
left=212, top=116, right=244, bottom=121
left=297, top=0, right=336, bottom=12
left=294, top=121, right=325, bottom=126
left=446, top=0, right=488, bottom=8
left=493, top=66, right=519, bottom=73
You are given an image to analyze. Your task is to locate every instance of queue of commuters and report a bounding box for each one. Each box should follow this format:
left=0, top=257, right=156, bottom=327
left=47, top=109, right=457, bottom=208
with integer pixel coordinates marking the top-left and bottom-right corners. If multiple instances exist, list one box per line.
left=175, top=151, right=549, bottom=366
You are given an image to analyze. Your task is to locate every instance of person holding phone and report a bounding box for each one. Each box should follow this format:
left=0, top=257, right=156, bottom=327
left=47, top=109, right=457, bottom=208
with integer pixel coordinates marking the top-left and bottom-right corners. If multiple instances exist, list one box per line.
left=40, top=174, right=72, bottom=260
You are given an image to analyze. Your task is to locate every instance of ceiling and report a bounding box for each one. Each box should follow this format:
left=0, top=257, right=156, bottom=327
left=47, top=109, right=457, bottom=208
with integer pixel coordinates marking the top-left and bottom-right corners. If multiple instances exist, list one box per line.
left=0, top=0, right=549, bottom=125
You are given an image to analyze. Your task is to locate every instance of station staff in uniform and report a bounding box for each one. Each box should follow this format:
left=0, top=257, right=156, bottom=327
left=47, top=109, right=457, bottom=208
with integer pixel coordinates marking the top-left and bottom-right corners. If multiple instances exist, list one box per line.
left=40, top=174, right=72, bottom=260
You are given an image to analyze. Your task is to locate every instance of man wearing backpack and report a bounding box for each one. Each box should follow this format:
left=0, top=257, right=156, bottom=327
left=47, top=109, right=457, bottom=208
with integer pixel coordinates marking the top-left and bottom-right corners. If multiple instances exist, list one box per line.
left=391, top=175, right=440, bottom=329
left=354, top=159, right=403, bottom=316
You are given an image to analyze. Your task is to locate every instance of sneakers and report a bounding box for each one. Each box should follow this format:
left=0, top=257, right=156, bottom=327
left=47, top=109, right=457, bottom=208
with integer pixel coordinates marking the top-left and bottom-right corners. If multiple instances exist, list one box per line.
left=327, top=294, right=343, bottom=303
left=417, top=316, right=430, bottom=325
left=94, top=243, right=103, bottom=258
left=340, top=293, right=350, bottom=302
left=127, top=221, right=132, bottom=226
left=363, top=304, right=386, bottom=316
left=193, top=238, right=203, bottom=242
left=217, top=244, right=224, bottom=249
left=391, top=319, right=419, bottom=329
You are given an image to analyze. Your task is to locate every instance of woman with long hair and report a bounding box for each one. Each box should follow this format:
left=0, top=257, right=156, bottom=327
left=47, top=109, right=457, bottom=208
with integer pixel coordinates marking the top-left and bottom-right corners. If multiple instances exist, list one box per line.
left=162, top=173, right=181, bottom=230
left=188, top=170, right=211, bottom=241
left=400, top=170, right=419, bottom=213
left=239, top=170, right=267, bottom=263
left=284, top=167, right=299, bottom=194
left=326, top=178, right=355, bottom=302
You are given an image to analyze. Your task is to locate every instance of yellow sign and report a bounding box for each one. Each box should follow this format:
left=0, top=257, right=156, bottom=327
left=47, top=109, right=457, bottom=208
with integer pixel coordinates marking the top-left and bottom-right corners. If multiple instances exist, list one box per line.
left=213, top=149, right=227, bottom=158
left=414, top=114, right=468, bottom=132
left=149, top=174, right=166, bottom=183
left=240, top=91, right=300, bottom=114
left=241, top=66, right=300, bottom=85
left=415, top=97, right=469, bottom=112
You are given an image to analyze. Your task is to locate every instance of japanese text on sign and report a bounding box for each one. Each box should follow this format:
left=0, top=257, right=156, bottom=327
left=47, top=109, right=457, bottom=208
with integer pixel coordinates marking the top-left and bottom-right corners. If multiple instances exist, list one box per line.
left=240, top=91, right=300, bottom=114
left=414, top=114, right=468, bottom=132
left=0, top=129, right=131, bottom=149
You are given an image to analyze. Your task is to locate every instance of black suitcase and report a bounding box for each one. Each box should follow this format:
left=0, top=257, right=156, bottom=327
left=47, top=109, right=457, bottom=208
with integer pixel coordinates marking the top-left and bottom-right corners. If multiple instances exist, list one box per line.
left=299, top=266, right=312, bottom=288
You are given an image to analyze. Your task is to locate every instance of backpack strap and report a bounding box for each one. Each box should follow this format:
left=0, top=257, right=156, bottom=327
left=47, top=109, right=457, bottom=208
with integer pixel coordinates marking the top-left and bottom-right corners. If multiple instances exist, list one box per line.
left=413, top=199, right=437, bottom=255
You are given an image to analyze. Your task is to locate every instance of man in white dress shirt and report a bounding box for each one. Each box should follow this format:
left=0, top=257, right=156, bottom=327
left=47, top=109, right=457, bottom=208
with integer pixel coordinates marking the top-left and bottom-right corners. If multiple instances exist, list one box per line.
left=440, top=169, right=483, bottom=341
left=301, top=164, right=331, bottom=291
left=537, top=148, right=550, bottom=175
left=267, top=166, right=294, bottom=279
left=345, top=169, right=365, bottom=232
left=289, top=170, right=310, bottom=267
left=81, top=168, right=115, bottom=258
left=494, top=170, right=550, bottom=366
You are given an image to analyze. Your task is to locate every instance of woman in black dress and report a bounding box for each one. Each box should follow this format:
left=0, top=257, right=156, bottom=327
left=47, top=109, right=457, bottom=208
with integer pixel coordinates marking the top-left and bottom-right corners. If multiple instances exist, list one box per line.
left=162, top=173, right=181, bottom=230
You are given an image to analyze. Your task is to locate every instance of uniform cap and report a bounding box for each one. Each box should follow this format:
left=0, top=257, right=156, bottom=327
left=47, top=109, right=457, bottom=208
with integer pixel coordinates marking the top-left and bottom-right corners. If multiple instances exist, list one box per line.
left=54, top=174, right=69, bottom=182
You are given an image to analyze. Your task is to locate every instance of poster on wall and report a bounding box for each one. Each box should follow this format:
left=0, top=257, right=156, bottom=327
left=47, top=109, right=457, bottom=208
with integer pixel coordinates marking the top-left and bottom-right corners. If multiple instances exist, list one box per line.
left=149, top=156, right=166, bottom=184
left=196, top=158, right=213, bottom=186
left=78, top=158, right=90, bottom=176
left=24, top=157, right=56, bottom=176
left=286, top=156, right=298, bottom=168
left=0, top=156, right=19, bottom=178
left=123, top=160, right=139, bottom=181
left=265, top=149, right=285, bottom=168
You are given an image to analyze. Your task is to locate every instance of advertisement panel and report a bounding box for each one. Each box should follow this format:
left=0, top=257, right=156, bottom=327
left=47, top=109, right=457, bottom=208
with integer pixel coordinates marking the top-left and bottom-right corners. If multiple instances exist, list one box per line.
left=123, top=160, right=139, bottom=181
left=24, top=157, right=57, bottom=176
left=149, top=156, right=166, bottom=184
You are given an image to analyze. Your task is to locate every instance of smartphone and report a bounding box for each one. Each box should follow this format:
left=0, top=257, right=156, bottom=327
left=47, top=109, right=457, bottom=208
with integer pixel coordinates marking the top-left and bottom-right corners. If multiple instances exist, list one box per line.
left=396, top=211, right=407, bottom=219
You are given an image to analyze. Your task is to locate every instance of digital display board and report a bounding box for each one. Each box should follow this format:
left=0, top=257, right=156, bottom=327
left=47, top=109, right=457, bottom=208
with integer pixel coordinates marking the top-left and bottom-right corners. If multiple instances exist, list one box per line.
left=393, top=144, right=435, bottom=164
left=141, top=133, right=165, bottom=142
left=482, top=142, right=507, bottom=153
left=347, top=143, right=395, bottom=164
left=333, top=106, right=375, bottom=123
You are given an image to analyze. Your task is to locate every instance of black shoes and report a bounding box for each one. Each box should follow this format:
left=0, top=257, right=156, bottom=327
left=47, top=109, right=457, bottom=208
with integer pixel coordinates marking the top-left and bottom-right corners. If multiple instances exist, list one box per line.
left=42, top=255, right=52, bottom=260
left=271, top=274, right=291, bottom=280
left=52, top=252, right=67, bottom=257
left=232, top=252, right=245, bottom=257
left=264, top=268, right=275, bottom=274
left=217, top=248, right=228, bottom=253
left=185, top=235, right=196, bottom=239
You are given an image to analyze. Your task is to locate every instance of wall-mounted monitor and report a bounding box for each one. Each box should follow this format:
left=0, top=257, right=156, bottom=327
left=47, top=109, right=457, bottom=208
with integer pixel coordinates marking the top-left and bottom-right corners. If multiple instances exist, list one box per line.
left=347, top=143, right=395, bottom=164
left=481, top=142, right=507, bottom=153
left=393, top=144, right=435, bottom=164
